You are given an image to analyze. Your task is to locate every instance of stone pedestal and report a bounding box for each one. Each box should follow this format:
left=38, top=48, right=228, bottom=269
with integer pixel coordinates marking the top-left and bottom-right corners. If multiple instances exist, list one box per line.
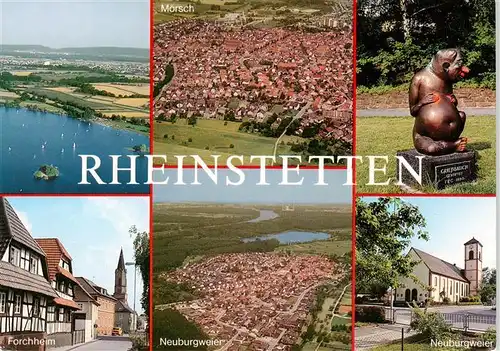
left=396, top=149, right=477, bottom=190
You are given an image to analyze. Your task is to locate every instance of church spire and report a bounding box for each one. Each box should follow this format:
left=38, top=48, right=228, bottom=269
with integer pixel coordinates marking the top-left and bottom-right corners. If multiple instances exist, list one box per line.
left=113, top=248, right=127, bottom=301
left=117, top=247, right=125, bottom=270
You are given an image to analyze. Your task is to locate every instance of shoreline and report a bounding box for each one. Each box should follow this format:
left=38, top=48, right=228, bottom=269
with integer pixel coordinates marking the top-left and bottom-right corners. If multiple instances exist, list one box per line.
left=0, top=104, right=150, bottom=137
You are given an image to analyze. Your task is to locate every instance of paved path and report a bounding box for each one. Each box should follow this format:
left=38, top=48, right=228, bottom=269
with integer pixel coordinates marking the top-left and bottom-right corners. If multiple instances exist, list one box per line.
left=357, top=107, right=496, bottom=117
left=355, top=324, right=415, bottom=350
left=73, top=337, right=131, bottom=350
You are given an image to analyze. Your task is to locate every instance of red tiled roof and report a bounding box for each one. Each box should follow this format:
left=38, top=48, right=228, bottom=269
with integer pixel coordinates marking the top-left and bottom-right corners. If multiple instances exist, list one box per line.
left=54, top=297, right=80, bottom=310
left=35, top=238, right=73, bottom=281
left=58, top=266, right=79, bottom=285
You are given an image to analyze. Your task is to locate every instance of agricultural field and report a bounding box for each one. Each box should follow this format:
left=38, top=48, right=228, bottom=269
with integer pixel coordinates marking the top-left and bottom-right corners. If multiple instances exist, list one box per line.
left=154, top=119, right=307, bottom=165
left=92, top=83, right=149, bottom=96
left=0, top=89, right=19, bottom=99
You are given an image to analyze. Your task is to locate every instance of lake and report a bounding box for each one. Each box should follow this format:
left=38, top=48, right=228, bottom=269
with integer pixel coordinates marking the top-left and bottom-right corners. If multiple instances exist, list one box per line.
left=242, top=231, right=330, bottom=244
left=0, top=107, right=149, bottom=194
left=247, top=210, right=279, bottom=222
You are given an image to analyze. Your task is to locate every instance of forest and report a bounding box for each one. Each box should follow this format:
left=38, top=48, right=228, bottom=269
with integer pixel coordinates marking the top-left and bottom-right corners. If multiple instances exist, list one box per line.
left=357, top=0, right=495, bottom=89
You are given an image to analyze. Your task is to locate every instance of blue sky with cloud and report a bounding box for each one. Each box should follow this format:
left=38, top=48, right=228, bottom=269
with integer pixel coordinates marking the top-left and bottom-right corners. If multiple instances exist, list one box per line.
left=153, top=169, right=352, bottom=204
left=7, top=196, right=149, bottom=314
left=1, top=1, right=149, bottom=48
left=361, top=196, right=496, bottom=269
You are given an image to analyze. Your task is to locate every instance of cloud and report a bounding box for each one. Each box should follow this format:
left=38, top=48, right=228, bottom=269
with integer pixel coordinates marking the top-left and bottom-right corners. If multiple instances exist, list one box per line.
left=15, top=211, right=33, bottom=233
left=81, top=197, right=149, bottom=238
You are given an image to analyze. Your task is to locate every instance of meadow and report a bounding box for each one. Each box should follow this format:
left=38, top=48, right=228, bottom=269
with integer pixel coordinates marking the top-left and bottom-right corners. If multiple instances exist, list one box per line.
left=356, top=116, right=496, bottom=194
left=154, top=119, right=307, bottom=165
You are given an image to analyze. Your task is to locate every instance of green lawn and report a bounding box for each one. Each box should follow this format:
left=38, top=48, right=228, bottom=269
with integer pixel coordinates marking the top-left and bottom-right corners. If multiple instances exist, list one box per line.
left=153, top=119, right=306, bottom=165
left=356, top=116, right=496, bottom=194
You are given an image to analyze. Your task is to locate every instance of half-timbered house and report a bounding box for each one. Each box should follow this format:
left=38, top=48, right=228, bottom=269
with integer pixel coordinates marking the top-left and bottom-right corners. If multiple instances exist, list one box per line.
left=0, top=198, right=57, bottom=350
left=35, top=239, right=81, bottom=348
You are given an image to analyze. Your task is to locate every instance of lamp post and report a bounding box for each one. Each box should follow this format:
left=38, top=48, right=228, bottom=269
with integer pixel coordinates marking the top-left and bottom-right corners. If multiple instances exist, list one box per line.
left=126, top=262, right=137, bottom=331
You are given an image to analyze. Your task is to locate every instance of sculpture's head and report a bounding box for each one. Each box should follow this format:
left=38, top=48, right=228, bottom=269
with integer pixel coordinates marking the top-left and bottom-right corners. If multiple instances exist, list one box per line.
left=432, top=48, right=469, bottom=82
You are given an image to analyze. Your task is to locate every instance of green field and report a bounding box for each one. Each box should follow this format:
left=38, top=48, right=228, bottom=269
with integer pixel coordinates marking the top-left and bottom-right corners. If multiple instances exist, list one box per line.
left=356, top=116, right=496, bottom=194
left=154, top=119, right=307, bottom=165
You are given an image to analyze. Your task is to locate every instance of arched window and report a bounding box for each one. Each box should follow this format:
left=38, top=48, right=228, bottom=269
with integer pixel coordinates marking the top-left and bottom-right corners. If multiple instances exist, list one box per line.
left=411, top=289, right=418, bottom=301
left=479, top=251, right=481, bottom=260
left=469, top=250, right=474, bottom=260
left=405, top=289, right=411, bottom=302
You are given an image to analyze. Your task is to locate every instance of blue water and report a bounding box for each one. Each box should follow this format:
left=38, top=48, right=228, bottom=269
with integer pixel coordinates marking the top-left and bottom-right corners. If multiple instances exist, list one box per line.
left=242, top=231, right=330, bottom=244
left=247, top=210, right=279, bottom=223
left=0, top=107, right=149, bottom=194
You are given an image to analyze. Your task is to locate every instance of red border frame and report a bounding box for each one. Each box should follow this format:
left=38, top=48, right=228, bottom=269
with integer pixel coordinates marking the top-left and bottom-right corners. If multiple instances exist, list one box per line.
left=351, top=0, right=357, bottom=347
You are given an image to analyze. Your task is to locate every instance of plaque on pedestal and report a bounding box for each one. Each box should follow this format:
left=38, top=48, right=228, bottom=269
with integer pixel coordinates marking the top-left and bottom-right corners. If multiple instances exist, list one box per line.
left=396, top=149, right=477, bottom=190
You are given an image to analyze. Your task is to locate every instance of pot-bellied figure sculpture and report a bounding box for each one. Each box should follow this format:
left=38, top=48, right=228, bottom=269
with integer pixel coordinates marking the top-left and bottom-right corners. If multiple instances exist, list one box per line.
left=409, top=48, right=470, bottom=156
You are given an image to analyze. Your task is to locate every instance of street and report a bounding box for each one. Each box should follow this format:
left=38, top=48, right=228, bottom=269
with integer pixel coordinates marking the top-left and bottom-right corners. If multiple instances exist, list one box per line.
left=75, top=336, right=131, bottom=350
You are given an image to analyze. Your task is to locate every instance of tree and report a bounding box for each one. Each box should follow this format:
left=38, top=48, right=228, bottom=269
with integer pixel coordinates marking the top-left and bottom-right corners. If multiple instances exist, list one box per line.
left=480, top=267, right=496, bottom=303
left=130, top=226, right=150, bottom=316
left=356, top=197, right=429, bottom=294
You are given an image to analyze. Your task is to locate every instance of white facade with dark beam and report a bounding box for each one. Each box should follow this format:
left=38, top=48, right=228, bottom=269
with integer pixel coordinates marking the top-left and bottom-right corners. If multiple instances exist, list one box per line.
left=35, top=238, right=82, bottom=348
left=0, top=198, right=58, bottom=350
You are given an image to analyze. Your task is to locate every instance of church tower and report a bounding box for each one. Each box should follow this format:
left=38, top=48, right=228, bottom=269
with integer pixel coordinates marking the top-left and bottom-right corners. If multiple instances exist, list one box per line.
left=464, top=238, right=483, bottom=296
left=113, top=248, right=128, bottom=301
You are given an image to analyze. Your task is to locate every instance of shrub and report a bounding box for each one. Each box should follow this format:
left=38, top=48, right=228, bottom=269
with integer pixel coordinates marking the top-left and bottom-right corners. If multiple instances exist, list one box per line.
left=443, top=297, right=451, bottom=305
left=410, top=306, right=451, bottom=340
left=171, top=135, right=175, bottom=140
left=205, top=146, right=210, bottom=150
left=355, top=306, right=386, bottom=323
left=188, top=137, right=193, bottom=142
left=480, top=327, right=496, bottom=347
left=128, top=335, right=148, bottom=351
left=224, top=121, right=228, bottom=125
left=229, top=144, right=235, bottom=148
left=163, top=134, right=168, bottom=138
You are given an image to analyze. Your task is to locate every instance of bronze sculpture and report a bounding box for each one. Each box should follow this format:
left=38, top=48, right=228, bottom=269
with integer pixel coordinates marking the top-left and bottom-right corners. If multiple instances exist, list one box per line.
left=409, top=48, right=470, bottom=156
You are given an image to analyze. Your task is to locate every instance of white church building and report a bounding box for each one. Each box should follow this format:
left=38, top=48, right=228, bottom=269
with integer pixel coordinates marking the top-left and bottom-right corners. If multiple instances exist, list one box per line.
left=395, top=238, right=482, bottom=304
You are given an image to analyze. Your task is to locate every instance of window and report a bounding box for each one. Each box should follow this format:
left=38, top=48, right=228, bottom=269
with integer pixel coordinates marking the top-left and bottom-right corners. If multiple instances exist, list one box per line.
left=434, top=277, right=437, bottom=286
left=449, top=285, right=452, bottom=294
left=0, top=292, right=6, bottom=314
left=30, top=256, right=38, bottom=274
left=456, top=282, right=458, bottom=292
left=78, top=303, right=83, bottom=309
left=33, top=298, right=40, bottom=317
left=58, top=308, right=64, bottom=322
left=47, top=306, right=55, bottom=322
left=10, top=247, right=20, bottom=267
left=469, top=250, right=474, bottom=260
left=59, top=281, right=65, bottom=293
left=68, top=286, right=73, bottom=296
left=14, top=295, right=21, bottom=314
left=479, top=252, right=481, bottom=260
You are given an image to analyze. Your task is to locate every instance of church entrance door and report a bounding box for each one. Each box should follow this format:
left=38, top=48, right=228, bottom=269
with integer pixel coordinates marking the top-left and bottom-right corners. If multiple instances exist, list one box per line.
left=411, top=289, right=418, bottom=301
left=405, top=289, right=411, bottom=302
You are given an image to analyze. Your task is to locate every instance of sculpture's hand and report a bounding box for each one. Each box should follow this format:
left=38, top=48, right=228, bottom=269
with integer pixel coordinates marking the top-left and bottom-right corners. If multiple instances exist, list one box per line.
left=420, top=92, right=439, bottom=106
left=447, top=94, right=458, bottom=106
left=410, top=93, right=438, bottom=116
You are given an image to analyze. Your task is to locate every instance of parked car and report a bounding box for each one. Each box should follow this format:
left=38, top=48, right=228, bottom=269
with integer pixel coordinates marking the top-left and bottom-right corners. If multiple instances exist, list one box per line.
left=112, top=327, right=123, bottom=336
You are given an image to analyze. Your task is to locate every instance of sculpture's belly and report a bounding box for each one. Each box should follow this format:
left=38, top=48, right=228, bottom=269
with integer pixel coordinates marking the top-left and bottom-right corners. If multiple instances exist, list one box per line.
left=417, top=94, right=462, bottom=141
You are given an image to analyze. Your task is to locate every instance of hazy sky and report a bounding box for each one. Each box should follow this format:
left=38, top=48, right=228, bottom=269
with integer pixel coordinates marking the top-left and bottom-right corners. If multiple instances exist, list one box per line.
left=361, top=196, right=496, bottom=269
left=8, top=196, right=150, bottom=314
left=153, top=169, right=352, bottom=204
left=1, top=1, right=149, bottom=48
